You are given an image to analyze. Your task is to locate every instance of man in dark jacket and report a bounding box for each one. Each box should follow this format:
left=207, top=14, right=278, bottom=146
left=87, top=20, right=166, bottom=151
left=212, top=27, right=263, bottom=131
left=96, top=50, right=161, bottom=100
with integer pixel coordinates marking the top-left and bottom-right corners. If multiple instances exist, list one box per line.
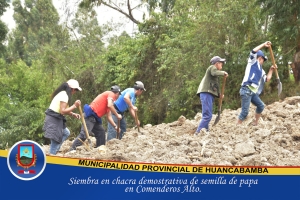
left=195, top=56, right=228, bottom=135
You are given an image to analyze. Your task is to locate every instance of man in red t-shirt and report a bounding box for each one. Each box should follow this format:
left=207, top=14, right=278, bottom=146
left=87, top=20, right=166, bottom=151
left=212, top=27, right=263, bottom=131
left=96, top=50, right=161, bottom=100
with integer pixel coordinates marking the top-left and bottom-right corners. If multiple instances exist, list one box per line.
left=70, top=86, right=122, bottom=150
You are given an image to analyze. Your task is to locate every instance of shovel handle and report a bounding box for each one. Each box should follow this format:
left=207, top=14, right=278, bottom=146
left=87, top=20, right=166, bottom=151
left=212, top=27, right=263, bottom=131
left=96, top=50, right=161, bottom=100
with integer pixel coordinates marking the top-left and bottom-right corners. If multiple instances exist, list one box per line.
left=116, top=119, right=120, bottom=139
left=78, top=106, right=90, bottom=140
left=134, top=110, right=140, bottom=132
left=219, top=76, right=227, bottom=110
left=268, top=46, right=279, bottom=79
left=213, top=76, right=227, bottom=126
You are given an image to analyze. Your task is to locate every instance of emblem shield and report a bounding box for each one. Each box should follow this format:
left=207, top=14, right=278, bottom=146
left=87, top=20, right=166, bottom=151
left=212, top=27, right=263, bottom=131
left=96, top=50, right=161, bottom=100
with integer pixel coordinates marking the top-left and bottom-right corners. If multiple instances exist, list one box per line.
left=17, top=144, right=36, bottom=168
left=8, top=140, right=46, bottom=180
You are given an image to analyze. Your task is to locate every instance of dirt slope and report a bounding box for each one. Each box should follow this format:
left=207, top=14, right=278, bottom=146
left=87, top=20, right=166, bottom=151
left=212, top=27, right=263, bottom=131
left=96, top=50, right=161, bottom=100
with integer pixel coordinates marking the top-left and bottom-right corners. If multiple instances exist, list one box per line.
left=47, top=96, right=300, bottom=166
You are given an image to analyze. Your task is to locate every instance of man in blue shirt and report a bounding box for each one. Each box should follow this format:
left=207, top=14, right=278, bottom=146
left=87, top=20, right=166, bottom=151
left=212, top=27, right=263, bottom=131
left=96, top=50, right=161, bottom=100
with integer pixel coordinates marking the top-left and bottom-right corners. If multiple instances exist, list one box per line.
left=237, top=41, right=277, bottom=126
left=107, top=81, right=146, bottom=141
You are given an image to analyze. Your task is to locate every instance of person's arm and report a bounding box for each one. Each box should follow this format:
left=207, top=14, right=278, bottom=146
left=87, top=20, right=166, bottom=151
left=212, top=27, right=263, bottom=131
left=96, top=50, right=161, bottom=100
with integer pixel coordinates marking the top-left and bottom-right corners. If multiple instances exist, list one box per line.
left=211, top=66, right=227, bottom=77
left=253, top=41, right=271, bottom=52
left=123, top=92, right=139, bottom=125
left=107, top=98, right=122, bottom=120
left=60, top=100, right=81, bottom=116
left=124, top=93, right=137, bottom=111
left=266, top=65, right=277, bottom=82
left=106, top=111, right=118, bottom=130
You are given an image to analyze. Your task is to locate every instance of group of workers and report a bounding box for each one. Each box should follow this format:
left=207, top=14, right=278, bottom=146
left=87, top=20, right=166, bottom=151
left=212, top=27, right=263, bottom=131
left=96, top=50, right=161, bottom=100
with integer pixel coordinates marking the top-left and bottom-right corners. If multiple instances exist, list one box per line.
left=195, top=41, right=277, bottom=134
left=43, top=80, right=145, bottom=155
left=43, top=41, right=277, bottom=155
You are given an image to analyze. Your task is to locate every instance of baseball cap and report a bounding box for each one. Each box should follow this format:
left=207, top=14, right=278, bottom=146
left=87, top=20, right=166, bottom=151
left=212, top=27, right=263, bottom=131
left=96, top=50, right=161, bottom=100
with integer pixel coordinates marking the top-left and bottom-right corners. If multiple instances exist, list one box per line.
left=210, top=56, right=226, bottom=65
left=67, top=79, right=82, bottom=91
left=257, top=50, right=267, bottom=61
left=134, top=81, right=146, bottom=91
left=111, top=85, right=121, bottom=94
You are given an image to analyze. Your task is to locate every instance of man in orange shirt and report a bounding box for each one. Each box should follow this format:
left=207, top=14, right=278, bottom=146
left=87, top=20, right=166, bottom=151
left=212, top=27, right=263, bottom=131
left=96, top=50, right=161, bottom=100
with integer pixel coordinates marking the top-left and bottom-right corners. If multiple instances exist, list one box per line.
left=70, top=86, right=122, bottom=150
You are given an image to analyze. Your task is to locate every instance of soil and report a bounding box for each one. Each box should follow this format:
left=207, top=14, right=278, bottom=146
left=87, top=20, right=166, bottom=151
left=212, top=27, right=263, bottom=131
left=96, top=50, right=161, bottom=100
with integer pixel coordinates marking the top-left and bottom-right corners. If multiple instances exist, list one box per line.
left=45, top=96, right=300, bottom=166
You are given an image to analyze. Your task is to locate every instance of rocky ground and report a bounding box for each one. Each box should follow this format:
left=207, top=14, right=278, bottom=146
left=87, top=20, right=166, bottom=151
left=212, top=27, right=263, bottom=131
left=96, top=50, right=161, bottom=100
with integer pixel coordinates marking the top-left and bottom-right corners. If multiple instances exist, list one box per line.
left=44, top=96, right=300, bottom=166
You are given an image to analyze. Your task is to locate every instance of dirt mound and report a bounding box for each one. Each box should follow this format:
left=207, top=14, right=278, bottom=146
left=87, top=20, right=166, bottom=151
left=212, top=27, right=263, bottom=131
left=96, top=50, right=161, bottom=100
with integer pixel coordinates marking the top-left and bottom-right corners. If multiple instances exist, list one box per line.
left=46, top=96, right=300, bottom=166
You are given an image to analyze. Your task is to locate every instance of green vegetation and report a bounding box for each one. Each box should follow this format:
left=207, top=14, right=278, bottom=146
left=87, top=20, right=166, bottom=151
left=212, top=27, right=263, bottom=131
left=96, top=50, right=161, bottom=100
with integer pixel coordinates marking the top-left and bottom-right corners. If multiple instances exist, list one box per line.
left=0, top=0, right=299, bottom=149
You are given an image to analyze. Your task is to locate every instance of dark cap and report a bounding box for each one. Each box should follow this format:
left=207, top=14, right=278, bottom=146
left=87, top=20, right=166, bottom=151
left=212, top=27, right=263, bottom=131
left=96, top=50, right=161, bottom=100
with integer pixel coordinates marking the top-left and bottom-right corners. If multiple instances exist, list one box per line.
left=257, top=50, right=267, bottom=61
left=210, top=56, right=226, bottom=65
left=111, top=85, right=121, bottom=94
left=134, top=81, right=146, bottom=91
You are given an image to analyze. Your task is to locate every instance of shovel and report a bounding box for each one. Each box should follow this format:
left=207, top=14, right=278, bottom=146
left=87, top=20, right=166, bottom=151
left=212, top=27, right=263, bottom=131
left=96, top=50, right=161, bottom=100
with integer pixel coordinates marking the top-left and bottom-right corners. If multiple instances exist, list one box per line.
left=268, top=45, right=282, bottom=96
left=213, top=75, right=227, bottom=126
left=78, top=105, right=92, bottom=150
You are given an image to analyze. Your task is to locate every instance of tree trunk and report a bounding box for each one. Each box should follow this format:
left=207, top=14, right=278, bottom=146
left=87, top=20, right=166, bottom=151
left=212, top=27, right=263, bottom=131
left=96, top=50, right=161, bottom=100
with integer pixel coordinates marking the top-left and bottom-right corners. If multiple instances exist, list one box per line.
left=292, top=51, right=300, bottom=83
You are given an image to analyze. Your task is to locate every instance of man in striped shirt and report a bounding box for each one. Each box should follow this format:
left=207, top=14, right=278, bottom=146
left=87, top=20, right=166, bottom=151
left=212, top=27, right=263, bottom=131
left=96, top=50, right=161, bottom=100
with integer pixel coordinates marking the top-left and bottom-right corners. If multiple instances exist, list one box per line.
left=237, top=41, right=277, bottom=126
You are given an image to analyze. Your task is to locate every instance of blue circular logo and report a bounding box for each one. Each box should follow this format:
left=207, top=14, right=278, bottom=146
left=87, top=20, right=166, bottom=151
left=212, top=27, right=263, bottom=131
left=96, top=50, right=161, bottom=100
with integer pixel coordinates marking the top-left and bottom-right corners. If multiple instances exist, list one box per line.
left=7, top=140, right=46, bottom=181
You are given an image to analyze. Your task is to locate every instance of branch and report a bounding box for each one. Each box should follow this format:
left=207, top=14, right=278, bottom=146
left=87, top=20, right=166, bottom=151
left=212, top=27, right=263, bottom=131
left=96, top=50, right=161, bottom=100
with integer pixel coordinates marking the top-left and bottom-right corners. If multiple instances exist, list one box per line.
left=66, top=25, right=80, bottom=45
left=101, top=0, right=141, bottom=24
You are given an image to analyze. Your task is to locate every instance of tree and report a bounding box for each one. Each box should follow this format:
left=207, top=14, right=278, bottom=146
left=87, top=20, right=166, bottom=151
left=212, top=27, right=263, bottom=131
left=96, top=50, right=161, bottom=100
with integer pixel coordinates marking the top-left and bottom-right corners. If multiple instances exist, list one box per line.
left=79, top=0, right=146, bottom=24
left=82, top=0, right=276, bottom=124
left=0, top=0, right=9, bottom=57
left=79, top=0, right=177, bottom=23
left=7, top=0, right=65, bottom=65
left=257, top=0, right=300, bottom=83
left=137, top=0, right=265, bottom=122
left=0, top=59, right=52, bottom=149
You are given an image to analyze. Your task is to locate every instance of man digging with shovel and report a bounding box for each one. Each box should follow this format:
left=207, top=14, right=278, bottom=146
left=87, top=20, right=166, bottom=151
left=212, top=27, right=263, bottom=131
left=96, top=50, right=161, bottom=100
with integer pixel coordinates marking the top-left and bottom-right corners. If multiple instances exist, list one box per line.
left=69, top=86, right=122, bottom=151
left=237, top=41, right=277, bottom=126
left=195, top=56, right=228, bottom=135
left=107, top=81, right=146, bottom=141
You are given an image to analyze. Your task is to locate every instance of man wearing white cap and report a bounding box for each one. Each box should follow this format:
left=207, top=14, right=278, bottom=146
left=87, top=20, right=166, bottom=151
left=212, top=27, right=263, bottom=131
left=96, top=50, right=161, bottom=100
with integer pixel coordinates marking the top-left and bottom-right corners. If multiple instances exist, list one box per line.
left=195, top=56, right=228, bottom=135
left=107, top=81, right=146, bottom=141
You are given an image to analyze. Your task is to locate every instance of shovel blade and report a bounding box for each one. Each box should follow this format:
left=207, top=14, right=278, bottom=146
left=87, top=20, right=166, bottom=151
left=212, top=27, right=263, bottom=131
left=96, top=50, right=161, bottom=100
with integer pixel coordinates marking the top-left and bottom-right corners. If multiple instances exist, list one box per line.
left=277, top=79, right=282, bottom=96
left=213, top=111, right=221, bottom=126
left=87, top=138, right=93, bottom=149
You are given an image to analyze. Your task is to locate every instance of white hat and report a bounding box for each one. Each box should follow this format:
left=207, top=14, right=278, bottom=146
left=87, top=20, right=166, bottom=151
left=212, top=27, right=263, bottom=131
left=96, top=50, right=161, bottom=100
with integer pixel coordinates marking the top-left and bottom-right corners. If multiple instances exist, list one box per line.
left=134, top=81, right=146, bottom=91
left=67, top=79, right=82, bottom=91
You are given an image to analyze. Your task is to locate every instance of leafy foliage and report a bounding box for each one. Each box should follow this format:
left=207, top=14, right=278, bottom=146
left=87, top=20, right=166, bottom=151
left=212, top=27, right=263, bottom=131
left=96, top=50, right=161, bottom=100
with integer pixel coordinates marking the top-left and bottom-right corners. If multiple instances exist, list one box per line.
left=0, top=0, right=9, bottom=57
left=7, top=0, right=63, bottom=65
left=1, top=0, right=299, bottom=149
left=257, top=0, right=300, bottom=82
left=0, top=59, right=51, bottom=148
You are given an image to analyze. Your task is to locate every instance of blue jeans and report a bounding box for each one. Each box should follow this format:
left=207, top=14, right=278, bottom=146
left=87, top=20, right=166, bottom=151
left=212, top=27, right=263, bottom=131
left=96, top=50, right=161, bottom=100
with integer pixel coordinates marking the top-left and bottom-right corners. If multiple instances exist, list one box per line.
left=49, top=128, right=70, bottom=155
left=107, top=112, right=126, bottom=141
left=196, top=93, right=214, bottom=132
left=238, top=86, right=265, bottom=121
